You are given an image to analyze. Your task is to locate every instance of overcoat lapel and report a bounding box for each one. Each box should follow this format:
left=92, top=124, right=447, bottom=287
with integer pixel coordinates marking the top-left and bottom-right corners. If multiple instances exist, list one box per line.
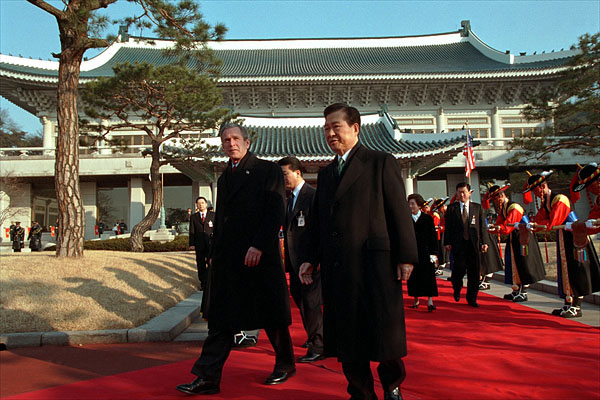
left=224, top=152, right=256, bottom=203
left=334, top=146, right=366, bottom=201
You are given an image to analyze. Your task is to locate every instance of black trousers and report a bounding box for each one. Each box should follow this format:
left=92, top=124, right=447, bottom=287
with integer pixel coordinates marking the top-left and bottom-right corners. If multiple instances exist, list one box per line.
left=191, top=326, right=295, bottom=383
left=451, top=239, right=480, bottom=303
left=195, top=250, right=208, bottom=286
left=288, top=267, right=324, bottom=353
left=342, top=358, right=406, bottom=399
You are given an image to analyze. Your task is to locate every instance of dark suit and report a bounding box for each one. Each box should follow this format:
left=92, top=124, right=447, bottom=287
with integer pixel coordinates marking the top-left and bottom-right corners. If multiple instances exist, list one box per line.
left=189, top=210, right=215, bottom=286
left=283, top=182, right=323, bottom=354
left=307, top=144, right=418, bottom=398
left=191, top=152, right=294, bottom=384
left=444, top=200, right=487, bottom=304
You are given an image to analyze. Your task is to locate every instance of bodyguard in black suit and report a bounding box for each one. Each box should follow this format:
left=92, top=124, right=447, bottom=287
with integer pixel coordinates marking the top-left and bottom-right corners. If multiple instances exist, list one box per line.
left=444, top=182, right=489, bottom=307
left=278, top=156, right=324, bottom=363
left=176, top=123, right=295, bottom=396
left=299, top=104, right=418, bottom=400
left=189, top=196, right=215, bottom=289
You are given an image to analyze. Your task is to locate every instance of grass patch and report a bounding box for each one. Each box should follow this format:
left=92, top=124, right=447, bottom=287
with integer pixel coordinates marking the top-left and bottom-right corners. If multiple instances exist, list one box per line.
left=0, top=250, right=199, bottom=333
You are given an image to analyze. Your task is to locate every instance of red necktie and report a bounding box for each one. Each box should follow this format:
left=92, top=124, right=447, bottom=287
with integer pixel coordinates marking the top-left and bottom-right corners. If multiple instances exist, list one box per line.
left=201, top=213, right=205, bottom=223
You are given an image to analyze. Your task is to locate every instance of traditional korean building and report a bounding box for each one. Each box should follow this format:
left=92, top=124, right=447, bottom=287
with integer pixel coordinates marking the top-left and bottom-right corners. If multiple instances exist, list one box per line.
left=0, top=20, right=590, bottom=239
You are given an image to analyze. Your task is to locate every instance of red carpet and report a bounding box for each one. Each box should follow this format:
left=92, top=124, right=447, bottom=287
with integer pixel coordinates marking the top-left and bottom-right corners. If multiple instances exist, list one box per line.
left=3, top=279, right=599, bottom=400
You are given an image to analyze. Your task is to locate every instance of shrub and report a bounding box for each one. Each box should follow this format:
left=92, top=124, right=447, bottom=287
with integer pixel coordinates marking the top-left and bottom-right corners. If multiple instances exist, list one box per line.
left=44, top=235, right=190, bottom=252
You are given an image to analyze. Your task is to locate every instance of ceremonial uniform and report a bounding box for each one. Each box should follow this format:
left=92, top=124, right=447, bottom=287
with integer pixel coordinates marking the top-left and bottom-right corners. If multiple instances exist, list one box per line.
left=494, top=198, right=546, bottom=301
left=431, top=197, right=449, bottom=274
left=12, top=224, right=24, bottom=252
left=28, top=222, right=43, bottom=251
left=526, top=169, right=600, bottom=318
left=479, top=214, right=504, bottom=289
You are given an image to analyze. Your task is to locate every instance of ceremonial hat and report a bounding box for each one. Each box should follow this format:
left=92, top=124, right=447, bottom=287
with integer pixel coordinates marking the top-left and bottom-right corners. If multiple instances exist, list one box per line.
left=523, top=171, right=553, bottom=193
left=431, top=197, right=449, bottom=211
left=572, top=163, right=600, bottom=193
left=482, top=183, right=510, bottom=209
left=423, top=198, right=434, bottom=207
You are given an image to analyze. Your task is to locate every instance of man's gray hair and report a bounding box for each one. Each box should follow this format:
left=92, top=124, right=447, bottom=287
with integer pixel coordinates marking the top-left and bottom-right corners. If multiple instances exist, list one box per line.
left=219, top=122, right=249, bottom=140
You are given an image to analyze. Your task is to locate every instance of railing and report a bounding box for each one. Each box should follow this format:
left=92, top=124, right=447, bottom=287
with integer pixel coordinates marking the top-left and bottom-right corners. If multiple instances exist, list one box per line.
left=0, top=145, right=151, bottom=158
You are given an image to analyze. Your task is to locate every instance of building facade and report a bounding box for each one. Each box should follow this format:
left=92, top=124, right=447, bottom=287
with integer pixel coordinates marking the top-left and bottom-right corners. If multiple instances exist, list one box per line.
left=0, top=21, right=592, bottom=240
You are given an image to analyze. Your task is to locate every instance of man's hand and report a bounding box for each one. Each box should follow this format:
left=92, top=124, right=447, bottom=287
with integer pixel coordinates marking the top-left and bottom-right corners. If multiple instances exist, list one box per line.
left=481, top=244, right=488, bottom=253
left=444, top=244, right=452, bottom=251
left=244, top=247, right=263, bottom=267
left=397, top=263, right=414, bottom=281
left=189, top=245, right=195, bottom=251
left=299, top=263, right=314, bottom=284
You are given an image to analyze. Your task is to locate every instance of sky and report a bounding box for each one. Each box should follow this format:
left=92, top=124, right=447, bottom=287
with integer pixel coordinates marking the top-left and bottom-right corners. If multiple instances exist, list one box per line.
left=1, top=0, right=599, bottom=135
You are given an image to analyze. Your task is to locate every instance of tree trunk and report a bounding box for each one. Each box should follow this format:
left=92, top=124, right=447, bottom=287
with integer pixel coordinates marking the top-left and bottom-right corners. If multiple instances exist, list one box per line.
left=129, top=142, right=163, bottom=252
left=55, top=24, right=87, bottom=258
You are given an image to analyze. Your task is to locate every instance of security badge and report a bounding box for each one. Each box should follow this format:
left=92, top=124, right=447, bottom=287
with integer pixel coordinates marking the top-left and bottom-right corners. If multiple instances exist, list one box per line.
left=297, top=211, right=305, bottom=227
left=208, top=220, right=213, bottom=228
left=471, top=216, right=476, bottom=225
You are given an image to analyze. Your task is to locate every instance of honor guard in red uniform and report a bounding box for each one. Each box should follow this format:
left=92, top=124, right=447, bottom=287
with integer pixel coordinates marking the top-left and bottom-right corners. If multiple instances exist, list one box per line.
left=484, top=184, right=545, bottom=301
left=525, top=170, right=600, bottom=318
left=570, top=163, right=600, bottom=234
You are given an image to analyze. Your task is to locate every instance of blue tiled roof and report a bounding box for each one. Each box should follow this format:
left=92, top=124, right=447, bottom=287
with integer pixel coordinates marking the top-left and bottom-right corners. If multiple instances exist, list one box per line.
left=0, top=42, right=569, bottom=80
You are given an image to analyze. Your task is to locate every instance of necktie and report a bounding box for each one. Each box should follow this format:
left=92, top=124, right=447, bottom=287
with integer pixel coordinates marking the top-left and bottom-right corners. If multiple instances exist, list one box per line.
left=286, top=193, right=294, bottom=227
left=337, top=157, right=345, bottom=176
left=201, top=213, right=205, bottom=223
left=462, top=203, right=469, bottom=240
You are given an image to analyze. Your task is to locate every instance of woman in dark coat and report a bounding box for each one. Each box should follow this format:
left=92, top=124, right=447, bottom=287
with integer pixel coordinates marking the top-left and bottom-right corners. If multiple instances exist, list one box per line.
left=407, top=194, right=439, bottom=311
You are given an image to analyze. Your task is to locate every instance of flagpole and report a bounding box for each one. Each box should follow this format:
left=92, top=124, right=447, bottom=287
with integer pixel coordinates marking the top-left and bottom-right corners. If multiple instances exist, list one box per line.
left=465, top=119, right=471, bottom=186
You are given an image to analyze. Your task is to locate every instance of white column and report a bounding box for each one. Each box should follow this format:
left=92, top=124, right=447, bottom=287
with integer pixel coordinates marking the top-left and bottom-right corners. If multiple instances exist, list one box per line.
left=469, top=170, right=481, bottom=204
left=402, top=168, right=414, bottom=197
left=129, top=177, right=145, bottom=229
left=40, top=116, right=55, bottom=155
left=81, top=182, right=97, bottom=240
left=436, top=107, right=446, bottom=133
left=491, top=107, right=502, bottom=146
left=191, top=181, right=201, bottom=211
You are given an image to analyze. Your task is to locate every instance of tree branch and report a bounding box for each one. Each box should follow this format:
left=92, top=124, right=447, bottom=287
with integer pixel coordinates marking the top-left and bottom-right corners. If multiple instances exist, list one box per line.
left=27, top=0, right=65, bottom=19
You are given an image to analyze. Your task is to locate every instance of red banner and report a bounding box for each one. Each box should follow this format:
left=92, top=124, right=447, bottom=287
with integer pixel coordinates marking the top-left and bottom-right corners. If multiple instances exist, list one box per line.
left=4, top=228, right=9, bottom=239
left=51, top=226, right=55, bottom=237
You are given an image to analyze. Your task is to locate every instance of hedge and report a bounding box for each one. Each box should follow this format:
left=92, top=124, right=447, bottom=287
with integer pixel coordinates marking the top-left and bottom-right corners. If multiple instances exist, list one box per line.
left=45, top=235, right=190, bottom=252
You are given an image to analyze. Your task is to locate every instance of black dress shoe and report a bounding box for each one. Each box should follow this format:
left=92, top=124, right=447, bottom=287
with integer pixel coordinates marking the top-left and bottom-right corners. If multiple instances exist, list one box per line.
left=428, top=304, right=436, bottom=312
left=264, top=369, right=296, bottom=385
left=176, top=377, right=220, bottom=395
left=384, top=386, right=403, bottom=400
left=468, top=301, right=480, bottom=308
left=297, top=350, right=324, bottom=363
left=453, top=292, right=460, bottom=302
left=301, top=340, right=310, bottom=348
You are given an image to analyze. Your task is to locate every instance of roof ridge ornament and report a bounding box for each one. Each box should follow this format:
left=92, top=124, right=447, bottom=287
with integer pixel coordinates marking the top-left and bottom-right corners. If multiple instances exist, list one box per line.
left=460, top=20, right=471, bottom=37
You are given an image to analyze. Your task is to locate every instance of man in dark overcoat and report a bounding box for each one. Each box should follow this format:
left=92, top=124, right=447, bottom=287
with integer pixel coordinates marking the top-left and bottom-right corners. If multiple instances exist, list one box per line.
left=188, top=196, right=215, bottom=289
left=444, top=182, right=488, bottom=307
left=299, top=103, right=418, bottom=400
left=278, top=156, right=323, bottom=363
left=176, top=123, right=295, bottom=396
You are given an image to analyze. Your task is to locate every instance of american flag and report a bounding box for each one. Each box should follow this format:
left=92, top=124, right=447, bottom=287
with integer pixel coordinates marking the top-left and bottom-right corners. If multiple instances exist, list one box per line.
left=463, top=129, right=475, bottom=177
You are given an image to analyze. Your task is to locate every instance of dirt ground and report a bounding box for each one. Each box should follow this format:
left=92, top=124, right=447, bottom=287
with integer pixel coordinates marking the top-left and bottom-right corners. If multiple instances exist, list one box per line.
left=0, top=250, right=199, bottom=333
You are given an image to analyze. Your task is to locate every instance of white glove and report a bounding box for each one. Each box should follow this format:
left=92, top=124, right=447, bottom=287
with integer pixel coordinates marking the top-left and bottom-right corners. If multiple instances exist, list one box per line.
left=586, top=220, right=596, bottom=229
left=565, top=222, right=573, bottom=231
left=526, top=222, right=533, bottom=230
left=430, top=255, right=438, bottom=264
